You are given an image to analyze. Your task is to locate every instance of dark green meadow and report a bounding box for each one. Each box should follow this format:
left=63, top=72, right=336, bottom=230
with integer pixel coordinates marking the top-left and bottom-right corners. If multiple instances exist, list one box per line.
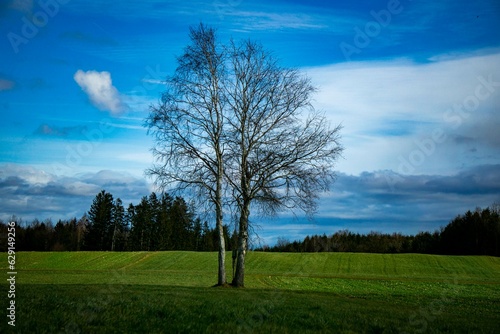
left=1, top=252, right=499, bottom=333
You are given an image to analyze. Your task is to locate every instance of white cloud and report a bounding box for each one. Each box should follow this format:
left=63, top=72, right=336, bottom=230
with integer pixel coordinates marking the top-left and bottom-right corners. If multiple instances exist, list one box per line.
left=304, top=51, right=500, bottom=175
left=0, top=164, right=54, bottom=185
left=0, top=165, right=151, bottom=221
left=141, top=78, right=164, bottom=85
left=74, top=70, right=128, bottom=115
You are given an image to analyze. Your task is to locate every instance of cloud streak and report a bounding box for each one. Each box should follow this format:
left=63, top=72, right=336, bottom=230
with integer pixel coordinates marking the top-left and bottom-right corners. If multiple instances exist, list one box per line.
left=0, top=78, right=15, bottom=91
left=2, top=163, right=498, bottom=243
left=74, top=70, right=128, bottom=115
left=0, top=164, right=151, bottom=221
left=33, top=124, right=88, bottom=138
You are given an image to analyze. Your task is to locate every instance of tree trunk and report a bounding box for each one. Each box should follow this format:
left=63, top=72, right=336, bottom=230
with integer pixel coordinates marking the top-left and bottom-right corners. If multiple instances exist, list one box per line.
left=111, top=221, right=118, bottom=251
left=216, top=199, right=226, bottom=285
left=215, top=151, right=226, bottom=285
left=232, top=202, right=249, bottom=287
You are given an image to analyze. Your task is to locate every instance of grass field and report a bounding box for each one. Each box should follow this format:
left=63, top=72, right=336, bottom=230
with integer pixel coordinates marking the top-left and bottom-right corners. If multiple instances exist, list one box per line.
left=1, top=252, right=499, bottom=333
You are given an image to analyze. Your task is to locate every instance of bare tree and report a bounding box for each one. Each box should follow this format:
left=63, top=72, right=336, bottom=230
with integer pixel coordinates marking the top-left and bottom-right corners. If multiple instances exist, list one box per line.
left=225, top=40, right=343, bottom=287
left=492, top=202, right=500, bottom=215
left=147, top=26, right=342, bottom=288
left=146, top=24, right=228, bottom=285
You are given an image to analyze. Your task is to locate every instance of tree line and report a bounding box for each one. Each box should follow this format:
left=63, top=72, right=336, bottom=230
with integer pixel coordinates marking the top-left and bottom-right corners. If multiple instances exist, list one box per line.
left=259, top=206, right=500, bottom=256
left=0, top=190, right=234, bottom=252
left=3, top=196, right=498, bottom=256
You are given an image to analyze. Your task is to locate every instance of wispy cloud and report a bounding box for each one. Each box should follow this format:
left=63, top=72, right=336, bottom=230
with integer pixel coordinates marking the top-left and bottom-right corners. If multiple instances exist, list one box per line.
left=141, top=78, right=164, bottom=85
left=1, top=161, right=498, bottom=240
left=227, top=11, right=328, bottom=31
left=0, top=165, right=151, bottom=221
left=60, top=31, right=118, bottom=46
left=33, top=124, right=88, bottom=138
left=74, top=70, right=128, bottom=115
left=0, top=78, right=15, bottom=91
left=7, top=0, right=34, bottom=14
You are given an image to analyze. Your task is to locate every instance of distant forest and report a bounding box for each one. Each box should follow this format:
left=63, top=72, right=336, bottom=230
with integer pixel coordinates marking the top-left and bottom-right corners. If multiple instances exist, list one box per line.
left=259, top=206, right=500, bottom=256
left=1, top=190, right=499, bottom=256
left=1, top=190, right=236, bottom=253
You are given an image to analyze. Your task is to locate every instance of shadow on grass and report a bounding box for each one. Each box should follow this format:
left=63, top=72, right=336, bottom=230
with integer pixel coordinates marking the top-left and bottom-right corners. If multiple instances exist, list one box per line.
left=0, top=283, right=498, bottom=333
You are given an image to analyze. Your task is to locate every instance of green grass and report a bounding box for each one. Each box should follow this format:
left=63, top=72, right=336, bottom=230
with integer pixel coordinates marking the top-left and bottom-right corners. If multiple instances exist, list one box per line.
left=1, top=252, right=499, bottom=333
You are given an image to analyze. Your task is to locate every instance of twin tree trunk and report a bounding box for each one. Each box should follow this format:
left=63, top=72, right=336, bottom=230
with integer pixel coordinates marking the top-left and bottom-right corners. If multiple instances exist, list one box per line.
left=147, top=23, right=342, bottom=289
left=232, top=201, right=250, bottom=287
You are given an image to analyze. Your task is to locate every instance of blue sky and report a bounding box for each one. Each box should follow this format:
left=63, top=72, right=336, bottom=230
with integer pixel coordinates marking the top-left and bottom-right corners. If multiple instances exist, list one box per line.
left=1, top=0, right=499, bottom=245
